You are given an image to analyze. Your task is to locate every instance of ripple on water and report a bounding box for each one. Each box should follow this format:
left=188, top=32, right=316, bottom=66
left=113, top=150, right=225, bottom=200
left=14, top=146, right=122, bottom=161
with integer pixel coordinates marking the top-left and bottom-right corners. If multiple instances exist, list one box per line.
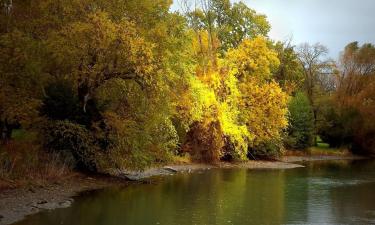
left=308, top=177, right=373, bottom=188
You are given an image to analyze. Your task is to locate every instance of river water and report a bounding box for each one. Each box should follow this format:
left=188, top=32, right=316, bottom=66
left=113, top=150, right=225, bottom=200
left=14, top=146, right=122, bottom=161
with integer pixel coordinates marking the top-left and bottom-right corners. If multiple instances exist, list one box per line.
left=15, top=160, right=375, bottom=225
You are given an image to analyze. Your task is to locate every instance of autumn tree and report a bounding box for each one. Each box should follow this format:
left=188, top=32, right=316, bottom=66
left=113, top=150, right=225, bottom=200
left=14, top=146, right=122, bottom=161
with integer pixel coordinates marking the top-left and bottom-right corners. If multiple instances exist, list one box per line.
left=227, top=37, right=289, bottom=157
left=329, top=42, right=375, bottom=154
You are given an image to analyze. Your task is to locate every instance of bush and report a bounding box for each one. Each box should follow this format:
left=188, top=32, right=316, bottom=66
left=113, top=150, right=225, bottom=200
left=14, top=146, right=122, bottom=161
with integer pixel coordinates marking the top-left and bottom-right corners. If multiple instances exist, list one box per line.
left=42, top=120, right=98, bottom=171
left=250, top=138, right=284, bottom=159
left=286, top=92, right=314, bottom=149
left=318, top=106, right=356, bottom=148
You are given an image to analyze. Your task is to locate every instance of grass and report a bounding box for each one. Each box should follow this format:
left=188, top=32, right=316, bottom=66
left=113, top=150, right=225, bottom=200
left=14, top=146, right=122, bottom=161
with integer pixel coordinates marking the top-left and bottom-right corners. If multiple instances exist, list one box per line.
left=308, top=146, right=350, bottom=156
left=285, top=137, right=351, bottom=156
left=0, top=131, right=73, bottom=190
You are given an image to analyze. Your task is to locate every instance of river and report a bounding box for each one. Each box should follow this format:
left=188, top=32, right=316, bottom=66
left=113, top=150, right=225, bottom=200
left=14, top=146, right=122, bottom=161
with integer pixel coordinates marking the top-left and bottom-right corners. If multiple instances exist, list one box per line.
left=14, top=160, right=375, bottom=225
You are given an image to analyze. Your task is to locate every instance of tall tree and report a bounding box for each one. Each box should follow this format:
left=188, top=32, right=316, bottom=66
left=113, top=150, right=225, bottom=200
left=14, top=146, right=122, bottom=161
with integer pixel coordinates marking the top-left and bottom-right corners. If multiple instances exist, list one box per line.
left=296, top=43, right=334, bottom=144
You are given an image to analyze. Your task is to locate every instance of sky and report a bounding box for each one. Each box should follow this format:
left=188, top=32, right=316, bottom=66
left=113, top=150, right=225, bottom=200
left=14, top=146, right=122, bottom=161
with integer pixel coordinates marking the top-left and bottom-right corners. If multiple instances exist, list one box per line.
left=172, top=0, right=375, bottom=59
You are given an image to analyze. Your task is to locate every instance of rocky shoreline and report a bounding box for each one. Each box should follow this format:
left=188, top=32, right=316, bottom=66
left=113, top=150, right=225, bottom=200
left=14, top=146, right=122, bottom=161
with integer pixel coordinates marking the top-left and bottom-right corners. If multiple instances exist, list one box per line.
left=0, top=155, right=364, bottom=225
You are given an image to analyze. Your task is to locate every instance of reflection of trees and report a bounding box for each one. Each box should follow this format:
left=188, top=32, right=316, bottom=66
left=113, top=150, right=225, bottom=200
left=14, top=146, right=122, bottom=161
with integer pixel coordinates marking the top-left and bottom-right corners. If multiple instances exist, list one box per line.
left=282, top=168, right=309, bottom=223
left=17, top=169, right=288, bottom=225
left=329, top=160, right=375, bottom=224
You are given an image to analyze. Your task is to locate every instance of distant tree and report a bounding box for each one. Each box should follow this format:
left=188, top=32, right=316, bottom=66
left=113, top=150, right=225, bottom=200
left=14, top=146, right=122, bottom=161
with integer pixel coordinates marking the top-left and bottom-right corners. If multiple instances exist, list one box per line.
left=273, top=40, right=304, bottom=94
left=180, top=0, right=270, bottom=52
left=286, top=92, right=314, bottom=150
left=333, top=42, right=375, bottom=154
left=296, top=43, right=335, bottom=144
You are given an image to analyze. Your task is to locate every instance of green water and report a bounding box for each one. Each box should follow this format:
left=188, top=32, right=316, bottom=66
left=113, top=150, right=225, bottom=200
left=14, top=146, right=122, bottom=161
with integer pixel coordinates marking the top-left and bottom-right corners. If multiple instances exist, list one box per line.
left=15, top=160, right=375, bottom=225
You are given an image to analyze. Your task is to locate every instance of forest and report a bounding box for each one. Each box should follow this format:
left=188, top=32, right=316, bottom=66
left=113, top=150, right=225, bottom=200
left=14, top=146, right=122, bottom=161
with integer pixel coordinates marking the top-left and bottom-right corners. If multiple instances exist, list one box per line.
left=0, top=0, right=374, bottom=182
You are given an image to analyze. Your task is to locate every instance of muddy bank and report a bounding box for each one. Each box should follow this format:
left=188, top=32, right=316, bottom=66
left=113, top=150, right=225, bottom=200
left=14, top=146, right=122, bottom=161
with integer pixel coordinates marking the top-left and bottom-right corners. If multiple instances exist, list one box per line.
left=0, top=155, right=364, bottom=225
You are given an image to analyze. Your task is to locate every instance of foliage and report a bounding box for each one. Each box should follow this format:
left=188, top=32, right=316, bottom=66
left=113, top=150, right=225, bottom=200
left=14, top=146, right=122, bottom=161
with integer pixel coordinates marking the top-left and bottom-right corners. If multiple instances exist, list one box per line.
left=333, top=42, right=375, bottom=154
left=227, top=37, right=280, bottom=81
left=273, top=41, right=304, bottom=94
left=250, top=138, right=284, bottom=159
left=227, top=37, right=288, bottom=156
left=183, top=0, right=270, bottom=52
left=42, top=120, right=98, bottom=171
left=5, top=0, right=374, bottom=173
left=94, top=78, right=179, bottom=170
left=184, top=121, right=224, bottom=163
left=286, top=92, right=314, bottom=150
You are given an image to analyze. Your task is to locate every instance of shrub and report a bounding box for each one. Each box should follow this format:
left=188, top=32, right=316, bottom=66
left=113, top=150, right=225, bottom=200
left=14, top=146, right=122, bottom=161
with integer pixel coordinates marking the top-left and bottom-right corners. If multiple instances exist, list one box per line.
left=42, top=120, right=98, bottom=171
left=250, top=138, right=284, bottom=159
left=318, top=106, right=356, bottom=148
left=286, top=92, right=314, bottom=149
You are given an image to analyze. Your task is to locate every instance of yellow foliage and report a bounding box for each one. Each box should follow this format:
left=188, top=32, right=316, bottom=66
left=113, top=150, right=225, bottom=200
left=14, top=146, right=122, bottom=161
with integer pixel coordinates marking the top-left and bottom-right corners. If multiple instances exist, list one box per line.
left=227, top=37, right=280, bottom=81
left=239, top=78, right=289, bottom=146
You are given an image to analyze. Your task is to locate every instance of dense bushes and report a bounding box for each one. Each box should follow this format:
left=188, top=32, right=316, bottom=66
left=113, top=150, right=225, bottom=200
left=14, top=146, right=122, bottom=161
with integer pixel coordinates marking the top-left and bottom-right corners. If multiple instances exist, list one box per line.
left=318, top=105, right=356, bottom=148
left=286, top=92, right=314, bottom=149
left=42, top=120, right=98, bottom=171
left=250, top=139, right=284, bottom=159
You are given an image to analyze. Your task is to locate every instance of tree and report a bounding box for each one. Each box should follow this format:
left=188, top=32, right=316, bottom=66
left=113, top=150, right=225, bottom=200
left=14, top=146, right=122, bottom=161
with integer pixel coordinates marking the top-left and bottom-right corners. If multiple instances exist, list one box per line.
left=296, top=43, right=335, bottom=144
left=227, top=37, right=289, bottom=157
left=332, top=42, right=375, bottom=154
left=46, top=11, right=155, bottom=114
left=286, top=92, right=314, bottom=149
left=180, top=0, right=270, bottom=52
left=0, top=30, right=43, bottom=142
left=273, top=40, right=304, bottom=94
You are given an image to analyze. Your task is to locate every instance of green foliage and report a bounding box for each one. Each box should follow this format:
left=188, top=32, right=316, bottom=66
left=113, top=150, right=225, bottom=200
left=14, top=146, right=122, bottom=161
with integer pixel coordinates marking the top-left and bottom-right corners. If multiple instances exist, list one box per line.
left=42, top=120, right=98, bottom=171
left=185, top=0, right=270, bottom=52
left=250, top=138, right=283, bottom=159
left=286, top=92, right=315, bottom=149
left=318, top=104, right=356, bottom=148
left=94, top=78, right=179, bottom=170
left=273, top=41, right=304, bottom=94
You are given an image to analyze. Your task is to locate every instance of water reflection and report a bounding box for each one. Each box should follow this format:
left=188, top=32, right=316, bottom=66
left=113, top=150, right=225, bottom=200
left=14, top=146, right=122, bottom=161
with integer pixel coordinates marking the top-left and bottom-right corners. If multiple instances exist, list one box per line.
left=15, top=160, right=375, bottom=225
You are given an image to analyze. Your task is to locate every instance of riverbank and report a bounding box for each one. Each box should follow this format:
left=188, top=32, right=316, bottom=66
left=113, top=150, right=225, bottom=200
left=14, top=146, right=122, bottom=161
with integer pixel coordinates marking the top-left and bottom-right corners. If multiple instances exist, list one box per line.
left=0, top=155, right=364, bottom=225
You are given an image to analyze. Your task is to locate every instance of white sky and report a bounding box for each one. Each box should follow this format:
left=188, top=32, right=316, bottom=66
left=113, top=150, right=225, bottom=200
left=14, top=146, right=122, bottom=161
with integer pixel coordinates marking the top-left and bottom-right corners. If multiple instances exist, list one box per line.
left=172, top=0, right=375, bottom=59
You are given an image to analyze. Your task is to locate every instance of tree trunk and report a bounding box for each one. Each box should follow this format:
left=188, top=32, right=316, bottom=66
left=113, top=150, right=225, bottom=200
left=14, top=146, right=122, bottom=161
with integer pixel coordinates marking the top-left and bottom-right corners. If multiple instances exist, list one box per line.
left=0, top=120, right=12, bottom=144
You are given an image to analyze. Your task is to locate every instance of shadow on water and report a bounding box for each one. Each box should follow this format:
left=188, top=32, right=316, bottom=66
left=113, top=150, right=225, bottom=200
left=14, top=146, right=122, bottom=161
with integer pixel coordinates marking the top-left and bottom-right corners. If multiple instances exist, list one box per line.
left=14, top=159, right=375, bottom=225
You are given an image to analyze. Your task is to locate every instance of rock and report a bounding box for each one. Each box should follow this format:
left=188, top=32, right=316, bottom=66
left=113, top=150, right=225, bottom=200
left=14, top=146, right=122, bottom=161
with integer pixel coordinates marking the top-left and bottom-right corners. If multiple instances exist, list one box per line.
left=59, top=199, right=73, bottom=208
left=163, top=167, right=178, bottom=173
left=37, top=200, right=47, bottom=204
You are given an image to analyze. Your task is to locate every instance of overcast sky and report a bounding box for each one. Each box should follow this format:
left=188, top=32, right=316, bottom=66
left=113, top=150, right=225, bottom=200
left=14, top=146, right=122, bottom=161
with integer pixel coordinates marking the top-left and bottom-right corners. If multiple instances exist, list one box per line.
left=172, top=0, right=375, bottom=59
